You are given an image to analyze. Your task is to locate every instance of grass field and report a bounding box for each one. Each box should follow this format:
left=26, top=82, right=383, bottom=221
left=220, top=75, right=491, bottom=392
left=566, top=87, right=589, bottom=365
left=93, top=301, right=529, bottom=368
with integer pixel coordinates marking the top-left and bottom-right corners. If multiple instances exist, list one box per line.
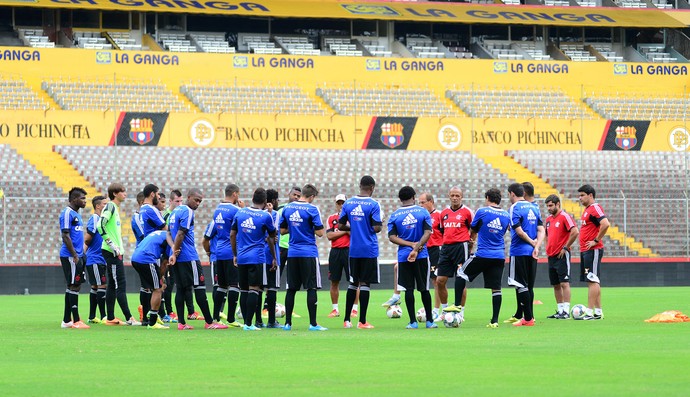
left=1, top=287, right=689, bottom=396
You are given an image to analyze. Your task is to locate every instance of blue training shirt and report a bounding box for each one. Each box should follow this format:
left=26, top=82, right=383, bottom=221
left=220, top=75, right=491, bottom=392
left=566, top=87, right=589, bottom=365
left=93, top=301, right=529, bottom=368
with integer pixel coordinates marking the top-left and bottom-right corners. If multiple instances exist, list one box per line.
left=387, top=204, right=432, bottom=263
left=204, top=219, right=217, bottom=262
left=212, top=202, right=240, bottom=261
left=264, top=210, right=280, bottom=263
left=140, top=204, right=166, bottom=237
left=85, top=214, right=105, bottom=265
left=131, top=212, right=145, bottom=245
left=339, top=195, right=383, bottom=258
left=59, top=206, right=84, bottom=257
left=131, top=230, right=169, bottom=264
left=169, top=205, right=199, bottom=262
left=279, top=201, right=323, bottom=258
left=509, top=200, right=542, bottom=257
left=232, top=207, right=276, bottom=265
left=471, top=205, right=511, bottom=260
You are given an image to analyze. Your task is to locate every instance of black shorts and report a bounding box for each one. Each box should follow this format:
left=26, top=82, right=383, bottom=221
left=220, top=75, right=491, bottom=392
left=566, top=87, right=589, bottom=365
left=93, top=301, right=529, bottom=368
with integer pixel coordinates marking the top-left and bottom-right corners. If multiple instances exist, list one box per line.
left=60, top=256, right=86, bottom=285
left=328, top=247, right=350, bottom=281
left=132, top=261, right=163, bottom=290
left=457, top=255, right=504, bottom=290
left=427, top=245, right=440, bottom=279
left=286, top=257, right=322, bottom=290
left=436, top=242, right=469, bottom=277
left=580, top=248, right=603, bottom=283
left=548, top=253, right=571, bottom=285
left=508, top=255, right=537, bottom=289
left=397, top=257, right=431, bottom=292
left=264, top=262, right=281, bottom=290
left=86, top=263, right=107, bottom=286
left=215, top=259, right=239, bottom=287
left=348, top=257, right=380, bottom=285
left=238, top=264, right=265, bottom=290
left=173, top=260, right=206, bottom=289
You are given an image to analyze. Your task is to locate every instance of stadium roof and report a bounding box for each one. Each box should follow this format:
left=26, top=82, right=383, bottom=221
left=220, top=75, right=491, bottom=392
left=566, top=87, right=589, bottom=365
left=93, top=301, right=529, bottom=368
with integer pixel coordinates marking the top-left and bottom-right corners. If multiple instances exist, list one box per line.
left=0, top=0, right=687, bottom=27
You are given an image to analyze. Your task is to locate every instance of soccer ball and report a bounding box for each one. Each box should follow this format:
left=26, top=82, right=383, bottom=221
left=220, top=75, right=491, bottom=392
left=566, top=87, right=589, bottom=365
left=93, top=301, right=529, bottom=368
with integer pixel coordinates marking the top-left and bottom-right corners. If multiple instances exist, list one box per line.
left=275, top=303, right=286, bottom=318
left=416, top=308, right=427, bottom=323
left=386, top=305, right=403, bottom=319
left=442, top=312, right=462, bottom=328
left=571, top=304, right=587, bottom=320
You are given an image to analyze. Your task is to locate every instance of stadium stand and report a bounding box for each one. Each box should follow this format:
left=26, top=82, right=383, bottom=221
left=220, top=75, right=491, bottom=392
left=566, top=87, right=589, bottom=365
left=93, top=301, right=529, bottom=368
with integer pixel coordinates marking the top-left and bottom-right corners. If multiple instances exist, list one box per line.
left=584, top=93, right=689, bottom=121
left=405, top=35, right=445, bottom=59
left=189, top=32, right=235, bottom=54
left=181, top=81, right=326, bottom=115
left=561, top=44, right=597, bottom=62
left=18, top=28, right=55, bottom=48
left=447, top=86, right=594, bottom=119
left=239, top=33, right=282, bottom=55
left=73, top=31, right=112, bottom=50
left=0, top=77, right=48, bottom=110
left=42, top=78, right=190, bottom=112
left=325, top=37, right=363, bottom=57
left=317, top=84, right=460, bottom=117
left=159, top=32, right=197, bottom=52
left=639, top=44, right=680, bottom=63
left=274, top=36, right=320, bottom=56
left=107, top=31, right=142, bottom=51
left=359, top=38, right=393, bottom=58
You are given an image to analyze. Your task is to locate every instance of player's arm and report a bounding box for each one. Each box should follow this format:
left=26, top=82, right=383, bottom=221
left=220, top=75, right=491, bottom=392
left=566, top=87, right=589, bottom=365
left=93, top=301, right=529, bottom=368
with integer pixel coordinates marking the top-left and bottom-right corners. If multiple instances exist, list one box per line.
left=532, top=224, right=545, bottom=259
left=149, top=208, right=167, bottom=231
left=164, top=231, right=177, bottom=265
left=314, top=225, right=325, bottom=238
left=327, top=219, right=348, bottom=241
left=172, top=228, right=186, bottom=259
left=279, top=217, right=289, bottom=236
left=61, top=229, right=79, bottom=263
left=230, top=221, right=238, bottom=267
left=371, top=205, right=383, bottom=233
left=559, top=224, right=579, bottom=259
left=202, top=237, right=211, bottom=257
left=388, top=225, right=414, bottom=248
left=513, top=224, right=536, bottom=247
left=267, top=229, right=277, bottom=270
left=97, top=203, right=120, bottom=255
left=469, top=218, right=482, bottom=250
left=587, top=216, right=610, bottom=249
left=337, top=214, right=350, bottom=231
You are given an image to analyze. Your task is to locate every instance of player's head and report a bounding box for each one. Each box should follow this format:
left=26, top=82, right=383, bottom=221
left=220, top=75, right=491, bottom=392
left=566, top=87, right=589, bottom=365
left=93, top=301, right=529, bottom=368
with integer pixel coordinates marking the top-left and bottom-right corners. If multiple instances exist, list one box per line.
left=253, top=187, right=267, bottom=207
left=287, top=186, right=301, bottom=203
left=335, top=194, right=346, bottom=211
left=136, top=191, right=145, bottom=207
left=508, top=183, right=525, bottom=203
left=68, top=187, right=87, bottom=209
left=449, top=186, right=463, bottom=207
left=92, top=195, right=106, bottom=213
left=545, top=194, right=561, bottom=216
left=156, top=192, right=166, bottom=212
left=169, top=189, right=183, bottom=210
left=419, top=192, right=434, bottom=213
left=143, top=184, right=159, bottom=206
left=522, top=182, right=535, bottom=201
left=107, top=183, right=126, bottom=201
left=359, top=175, right=376, bottom=196
left=186, top=188, right=203, bottom=210
left=485, top=188, right=502, bottom=206
left=301, top=184, right=319, bottom=203
left=225, top=183, right=240, bottom=201
left=578, top=184, right=596, bottom=206
left=398, top=186, right=415, bottom=203
left=266, top=189, right=279, bottom=208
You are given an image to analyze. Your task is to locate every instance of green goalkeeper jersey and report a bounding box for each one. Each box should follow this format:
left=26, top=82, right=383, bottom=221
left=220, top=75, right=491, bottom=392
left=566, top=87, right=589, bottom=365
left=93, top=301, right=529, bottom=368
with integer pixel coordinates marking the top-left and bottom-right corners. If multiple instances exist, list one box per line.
left=97, top=201, right=123, bottom=253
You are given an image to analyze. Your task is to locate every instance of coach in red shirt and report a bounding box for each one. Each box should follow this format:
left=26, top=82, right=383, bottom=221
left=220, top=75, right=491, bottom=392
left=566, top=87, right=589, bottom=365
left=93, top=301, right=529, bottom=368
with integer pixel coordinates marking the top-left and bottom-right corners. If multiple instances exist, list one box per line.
left=326, top=194, right=358, bottom=318
left=578, top=185, right=610, bottom=320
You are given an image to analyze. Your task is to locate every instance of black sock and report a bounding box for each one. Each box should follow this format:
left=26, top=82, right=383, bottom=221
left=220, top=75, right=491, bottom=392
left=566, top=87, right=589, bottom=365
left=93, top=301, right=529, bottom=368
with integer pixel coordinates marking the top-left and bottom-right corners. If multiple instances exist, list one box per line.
left=194, top=287, right=213, bottom=325
left=454, top=277, right=465, bottom=306
left=266, top=290, right=277, bottom=324
left=185, top=289, right=195, bottom=314
left=528, top=288, right=535, bottom=320
left=63, top=290, right=71, bottom=323
left=213, top=288, right=228, bottom=321
left=255, top=291, right=263, bottom=325
left=492, top=291, right=502, bottom=324
left=175, top=287, right=189, bottom=324
left=148, top=310, right=158, bottom=326
left=421, top=290, right=433, bottom=323
left=307, top=289, right=317, bottom=326
left=344, top=285, right=357, bottom=322
left=518, top=288, right=533, bottom=321
left=404, top=290, right=416, bottom=324
left=359, top=286, right=370, bottom=324
left=116, top=287, right=132, bottom=320
left=227, top=288, right=240, bottom=322
left=514, top=289, right=523, bottom=319
left=239, top=291, right=248, bottom=321
left=89, top=289, right=98, bottom=320
left=246, top=290, right=259, bottom=326
left=97, top=289, right=106, bottom=319
left=68, top=290, right=80, bottom=322
left=285, top=289, right=296, bottom=326
left=106, top=283, right=116, bottom=320
left=158, top=301, right=166, bottom=318
left=164, top=284, right=173, bottom=314
left=140, top=288, right=151, bottom=322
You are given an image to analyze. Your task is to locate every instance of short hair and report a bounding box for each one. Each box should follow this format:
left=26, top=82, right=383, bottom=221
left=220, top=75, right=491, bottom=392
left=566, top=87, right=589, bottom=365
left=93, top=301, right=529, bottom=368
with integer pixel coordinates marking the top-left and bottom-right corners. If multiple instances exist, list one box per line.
left=485, top=188, right=502, bottom=205
left=170, top=189, right=182, bottom=199
left=92, top=195, right=106, bottom=208
left=544, top=194, right=560, bottom=205
left=69, top=187, right=87, bottom=201
left=508, top=183, right=524, bottom=198
left=420, top=192, right=434, bottom=203
left=225, top=184, right=239, bottom=197
left=522, top=182, right=535, bottom=198
left=266, top=189, right=279, bottom=203
left=578, top=184, right=596, bottom=199
left=158, top=192, right=166, bottom=199
left=107, top=183, right=125, bottom=200
left=187, top=188, right=203, bottom=198
left=253, top=188, right=267, bottom=205
left=290, top=186, right=302, bottom=193
left=136, top=191, right=145, bottom=205
left=143, top=184, right=158, bottom=198
left=301, top=184, right=318, bottom=199
left=398, top=186, right=416, bottom=201
left=360, top=175, right=376, bottom=188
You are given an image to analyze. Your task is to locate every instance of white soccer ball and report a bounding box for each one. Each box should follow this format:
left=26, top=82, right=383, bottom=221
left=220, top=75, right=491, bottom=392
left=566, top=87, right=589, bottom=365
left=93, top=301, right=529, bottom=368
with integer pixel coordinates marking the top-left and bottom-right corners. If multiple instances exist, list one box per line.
left=571, top=304, right=587, bottom=320
left=386, top=305, right=403, bottom=319
left=442, top=312, right=462, bottom=328
left=275, top=303, right=286, bottom=318
left=416, top=308, right=427, bottom=323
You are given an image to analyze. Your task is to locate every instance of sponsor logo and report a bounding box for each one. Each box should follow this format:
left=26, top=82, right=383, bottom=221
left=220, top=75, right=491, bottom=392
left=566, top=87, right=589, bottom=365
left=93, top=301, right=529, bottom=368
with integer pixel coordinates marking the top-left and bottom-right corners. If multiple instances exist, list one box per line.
left=215, top=213, right=224, bottom=224
left=669, top=127, right=690, bottom=152
left=401, top=213, right=417, bottom=226
left=350, top=205, right=365, bottom=217
left=96, top=51, right=112, bottom=64
left=555, top=221, right=560, bottom=228
left=438, top=124, right=461, bottom=150
left=190, top=119, right=215, bottom=147
left=527, top=210, right=537, bottom=222
left=289, top=211, right=304, bottom=223
left=240, top=217, right=256, bottom=230
left=487, top=218, right=503, bottom=232
left=493, top=61, right=508, bottom=74
left=233, top=56, right=248, bottom=68
left=613, top=64, right=627, bottom=75
left=614, top=126, right=637, bottom=150
left=366, top=59, right=381, bottom=71
left=129, top=118, right=155, bottom=145
left=380, top=122, right=404, bottom=149
left=341, top=4, right=400, bottom=16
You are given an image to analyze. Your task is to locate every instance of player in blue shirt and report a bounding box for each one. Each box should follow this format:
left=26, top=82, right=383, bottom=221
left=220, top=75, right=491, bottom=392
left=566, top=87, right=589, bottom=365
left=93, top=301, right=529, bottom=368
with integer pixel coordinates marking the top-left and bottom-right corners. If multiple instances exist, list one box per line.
left=387, top=186, right=436, bottom=329
left=338, top=175, right=383, bottom=329
left=84, top=195, right=107, bottom=323
left=255, top=189, right=282, bottom=328
left=447, top=188, right=511, bottom=328
left=131, top=191, right=145, bottom=246
left=140, top=184, right=167, bottom=237
left=58, top=187, right=88, bottom=329
left=204, top=183, right=242, bottom=326
left=506, top=183, right=545, bottom=327
left=279, top=184, right=327, bottom=331
left=132, top=230, right=176, bottom=329
left=169, top=188, right=227, bottom=330
left=231, top=188, right=278, bottom=331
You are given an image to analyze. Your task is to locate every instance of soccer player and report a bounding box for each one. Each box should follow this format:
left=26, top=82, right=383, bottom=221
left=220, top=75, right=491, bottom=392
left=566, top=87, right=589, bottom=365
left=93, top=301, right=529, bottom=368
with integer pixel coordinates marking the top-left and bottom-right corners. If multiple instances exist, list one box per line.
left=338, top=176, right=383, bottom=329
left=131, top=191, right=146, bottom=246
left=163, top=189, right=196, bottom=321
left=58, top=187, right=89, bottom=329
left=577, top=184, right=610, bottom=320
left=97, top=183, right=140, bottom=326
left=506, top=183, right=544, bottom=327
left=155, top=192, right=170, bottom=320
left=259, top=188, right=282, bottom=328
left=169, top=188, right=226, bottom=330
left=387, top=186, right=436, bottom=329
left=84, top=195, right=107, bottom=323
left=132, top=230, right=175, bottom=329
left=140, top=184, right=166, bottom=237
left=544, top=194, right=579, bottom=319
left=435, top=187, right=473, bottom=316
left=277, top=186, right=301, bottom=275
left=449, top=188, right=510, bottom=328
left=419, top=192, right=443, bottom=319
left=157, top=192, right=166, bottom=213
left=327, top=194, right=359, bottom=318
left=204, top=183, right=242, bottom=327
left=163, top=189, right=183, bottom=223
left=279, top=184, right=326, bottom=331
left=230, top=188, right=278, bottom=331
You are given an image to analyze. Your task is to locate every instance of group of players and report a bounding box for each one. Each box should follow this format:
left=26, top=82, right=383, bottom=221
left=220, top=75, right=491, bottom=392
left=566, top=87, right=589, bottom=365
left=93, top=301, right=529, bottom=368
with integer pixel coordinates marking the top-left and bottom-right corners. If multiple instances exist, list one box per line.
left=58, top=175, right=609, bottom=330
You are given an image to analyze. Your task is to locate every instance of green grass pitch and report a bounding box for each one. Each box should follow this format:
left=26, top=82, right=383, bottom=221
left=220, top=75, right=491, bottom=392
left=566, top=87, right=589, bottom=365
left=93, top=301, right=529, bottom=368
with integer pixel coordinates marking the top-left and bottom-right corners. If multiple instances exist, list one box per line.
left=1, top=287, right=689, bottom=396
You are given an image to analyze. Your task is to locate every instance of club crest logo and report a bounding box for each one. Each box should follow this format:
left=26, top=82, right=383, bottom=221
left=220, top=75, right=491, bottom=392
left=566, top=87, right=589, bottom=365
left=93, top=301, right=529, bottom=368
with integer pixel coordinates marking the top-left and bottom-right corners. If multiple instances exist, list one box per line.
left=614, top=126, right=637, bottom=150
left=669, top=127, right=690, bottom=152
left=438, top=124, right=461, bottom=150
left=129, top=118, right=155, bottom=145
left=190, top=119, right=215, bottom=147
left=380, top=122, right=404, bottom=149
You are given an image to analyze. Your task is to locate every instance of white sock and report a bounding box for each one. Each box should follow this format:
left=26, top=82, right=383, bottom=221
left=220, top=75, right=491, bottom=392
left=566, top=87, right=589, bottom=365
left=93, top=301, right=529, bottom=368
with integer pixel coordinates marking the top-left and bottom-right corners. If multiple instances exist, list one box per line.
left=432, top=308, right=439, bottom=315
left=352, top=304, right=358, bottom=311
left=564, top=302, right=570, bottom=314
left=557, top=303, right=564, bottom=313
left=441, top=303, right=448, bottom=309
left=332, top=304, right=338, bottom=310
left=594, top=308, right=602, bottom=316
left=585, top=307, right=594, bottom=316
left=392, top=294, right=400, bottom=301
